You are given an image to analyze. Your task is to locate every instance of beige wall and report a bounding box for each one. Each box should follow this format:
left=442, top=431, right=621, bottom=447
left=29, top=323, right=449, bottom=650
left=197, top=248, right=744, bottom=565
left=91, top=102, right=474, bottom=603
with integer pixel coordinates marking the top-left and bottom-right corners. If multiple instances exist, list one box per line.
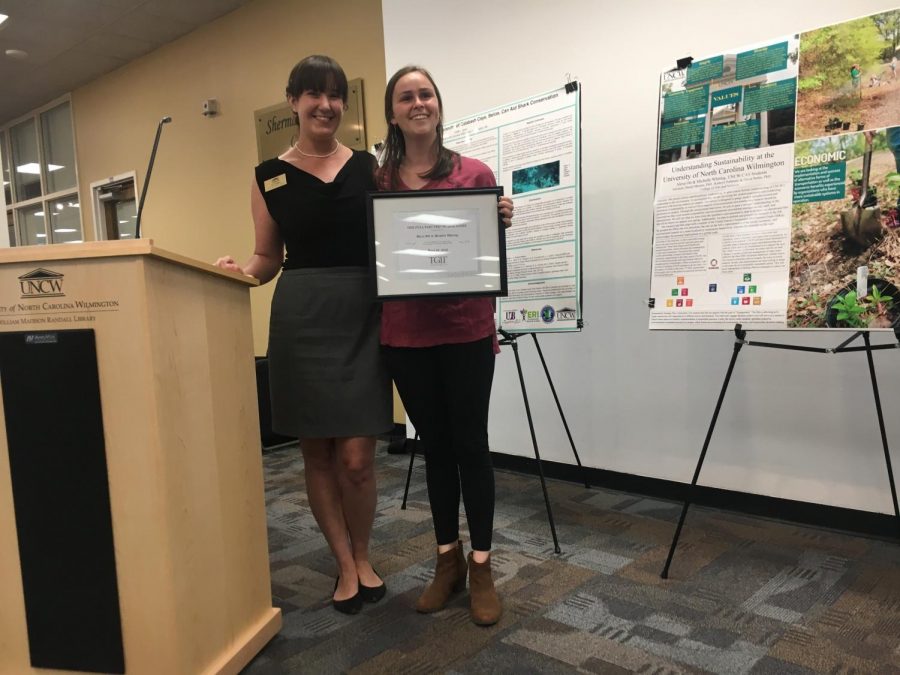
left=72, top=0, right=388, bottom=357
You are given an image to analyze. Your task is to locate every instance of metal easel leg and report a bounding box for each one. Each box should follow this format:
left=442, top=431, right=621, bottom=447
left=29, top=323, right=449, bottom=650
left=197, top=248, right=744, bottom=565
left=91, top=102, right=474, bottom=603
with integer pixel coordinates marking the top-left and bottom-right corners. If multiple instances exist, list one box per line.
left=510, top=337, right=562, bottom=554
left=661, top=328, right=746, bottom=578
left=862, top=332, right=900, bottom=537
left=531, top=333, right=590, bottom=489
left=401, top=433, right=419, bottom=511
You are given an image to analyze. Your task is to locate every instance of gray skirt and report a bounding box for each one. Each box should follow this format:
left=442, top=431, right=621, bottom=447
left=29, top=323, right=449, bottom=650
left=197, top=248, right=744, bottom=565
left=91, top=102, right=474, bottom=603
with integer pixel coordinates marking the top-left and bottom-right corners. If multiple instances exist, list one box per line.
left=268, top=267, right=392, bottom=438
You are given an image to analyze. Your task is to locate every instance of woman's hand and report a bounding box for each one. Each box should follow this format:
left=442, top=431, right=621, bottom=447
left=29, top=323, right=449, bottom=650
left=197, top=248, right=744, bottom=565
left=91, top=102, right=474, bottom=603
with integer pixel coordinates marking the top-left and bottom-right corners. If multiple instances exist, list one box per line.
left=215, top=255, right=246, bottom=275
left=498, top=196, right=514, bottom=229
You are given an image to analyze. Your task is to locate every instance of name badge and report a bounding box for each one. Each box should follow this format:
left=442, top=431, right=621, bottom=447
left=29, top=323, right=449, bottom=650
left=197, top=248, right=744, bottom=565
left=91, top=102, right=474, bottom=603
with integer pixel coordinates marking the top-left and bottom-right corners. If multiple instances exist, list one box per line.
left=264, top=174, right=287, bottom=192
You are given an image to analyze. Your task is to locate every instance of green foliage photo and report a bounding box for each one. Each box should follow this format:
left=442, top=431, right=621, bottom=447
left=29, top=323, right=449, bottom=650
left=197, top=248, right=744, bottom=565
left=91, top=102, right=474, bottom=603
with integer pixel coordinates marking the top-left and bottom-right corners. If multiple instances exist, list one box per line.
left=831, top=289, right=869, bottom=327
left=800, top=14, right=889, bottom=91
left=831, top=285, right=896, bottom=328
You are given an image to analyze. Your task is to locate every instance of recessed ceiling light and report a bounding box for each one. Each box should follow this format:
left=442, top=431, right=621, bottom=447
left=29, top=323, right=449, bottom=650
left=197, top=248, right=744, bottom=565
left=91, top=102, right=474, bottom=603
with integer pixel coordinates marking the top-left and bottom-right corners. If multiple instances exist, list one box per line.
left=5, top=49, right=28, bottom=60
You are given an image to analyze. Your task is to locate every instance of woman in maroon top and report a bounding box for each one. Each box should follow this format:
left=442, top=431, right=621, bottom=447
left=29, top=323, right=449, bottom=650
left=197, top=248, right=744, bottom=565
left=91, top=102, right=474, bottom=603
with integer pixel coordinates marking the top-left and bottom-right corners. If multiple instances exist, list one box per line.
left=378, top=65, right=512, bottom=626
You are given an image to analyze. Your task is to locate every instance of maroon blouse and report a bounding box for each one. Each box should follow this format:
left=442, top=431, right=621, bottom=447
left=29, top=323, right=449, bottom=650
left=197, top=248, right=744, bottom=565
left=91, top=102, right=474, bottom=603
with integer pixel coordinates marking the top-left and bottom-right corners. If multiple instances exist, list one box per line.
left=380, top=156, right=500, bottom=352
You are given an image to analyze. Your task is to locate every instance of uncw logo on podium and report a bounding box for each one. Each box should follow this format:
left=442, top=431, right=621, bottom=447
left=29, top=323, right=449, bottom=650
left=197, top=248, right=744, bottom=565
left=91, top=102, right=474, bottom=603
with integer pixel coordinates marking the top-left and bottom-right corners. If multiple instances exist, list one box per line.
left=18, top=268, right=65, bottom=299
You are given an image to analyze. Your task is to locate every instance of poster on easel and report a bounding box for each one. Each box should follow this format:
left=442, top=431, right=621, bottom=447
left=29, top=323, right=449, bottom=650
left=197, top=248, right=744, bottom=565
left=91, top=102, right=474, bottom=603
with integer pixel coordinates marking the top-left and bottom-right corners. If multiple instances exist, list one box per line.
left=649, top=8, right=900, bottom=330
left=443, top=84, right=582, bottom=332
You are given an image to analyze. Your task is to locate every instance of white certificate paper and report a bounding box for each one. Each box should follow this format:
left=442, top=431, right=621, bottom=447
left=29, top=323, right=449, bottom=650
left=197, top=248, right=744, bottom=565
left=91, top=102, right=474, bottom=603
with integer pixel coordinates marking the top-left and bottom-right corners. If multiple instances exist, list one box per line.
left=393, top=209, right=480, bottom=275
left=367, top=188, right=507, bottom=299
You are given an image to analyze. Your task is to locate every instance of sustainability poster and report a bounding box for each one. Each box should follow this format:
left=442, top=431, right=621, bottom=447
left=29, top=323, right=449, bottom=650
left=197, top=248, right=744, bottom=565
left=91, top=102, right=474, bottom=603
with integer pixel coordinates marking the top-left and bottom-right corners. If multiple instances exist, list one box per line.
left=649, top=8, right=900, bottom=330
left=444, top=85, right=582, bottom=332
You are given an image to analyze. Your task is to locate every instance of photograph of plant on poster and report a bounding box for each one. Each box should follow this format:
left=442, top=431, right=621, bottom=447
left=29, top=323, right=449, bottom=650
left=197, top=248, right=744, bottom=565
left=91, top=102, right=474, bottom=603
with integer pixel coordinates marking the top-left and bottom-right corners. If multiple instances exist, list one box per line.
left=796, top=9, right=900, bottom=141
left=789, top=127, right=900, bottom=327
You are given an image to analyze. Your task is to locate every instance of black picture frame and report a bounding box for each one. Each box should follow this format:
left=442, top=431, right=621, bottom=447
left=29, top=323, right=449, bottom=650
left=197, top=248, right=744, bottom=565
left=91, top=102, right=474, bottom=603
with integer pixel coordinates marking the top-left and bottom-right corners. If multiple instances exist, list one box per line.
left=366, top=186, right=508, bottom=300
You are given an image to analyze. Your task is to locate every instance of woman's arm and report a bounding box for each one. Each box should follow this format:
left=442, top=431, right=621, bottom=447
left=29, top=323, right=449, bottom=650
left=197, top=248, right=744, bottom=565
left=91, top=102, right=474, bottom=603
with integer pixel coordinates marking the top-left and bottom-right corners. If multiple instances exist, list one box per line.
left=215, top=179, right=284, bottom=283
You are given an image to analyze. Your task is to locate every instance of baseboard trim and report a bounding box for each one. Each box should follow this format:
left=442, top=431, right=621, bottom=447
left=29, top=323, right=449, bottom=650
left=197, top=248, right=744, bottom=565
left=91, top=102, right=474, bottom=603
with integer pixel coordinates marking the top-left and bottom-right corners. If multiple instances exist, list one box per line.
left=397, top=436, right=898, bottom=540
left=493, top=451, right=899, bottom=540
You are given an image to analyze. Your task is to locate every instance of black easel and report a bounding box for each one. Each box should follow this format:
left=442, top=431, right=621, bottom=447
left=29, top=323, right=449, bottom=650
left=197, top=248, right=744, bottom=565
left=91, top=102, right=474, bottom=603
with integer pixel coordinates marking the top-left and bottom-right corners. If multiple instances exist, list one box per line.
left=500, top=329, right=591, bottom=553
left=400, top=432, right=419, bottom=511
left=661, top=324, right=900, bottom=579
left=399, top=330, right=589, bottom=555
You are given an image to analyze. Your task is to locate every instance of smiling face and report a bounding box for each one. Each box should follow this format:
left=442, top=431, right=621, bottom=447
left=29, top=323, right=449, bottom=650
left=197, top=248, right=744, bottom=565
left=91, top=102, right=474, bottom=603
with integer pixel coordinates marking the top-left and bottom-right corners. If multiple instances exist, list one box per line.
left=284, top=55, right=348, bottom=143
left=291, top=86, right=344, bottom=141
left=389, top=70, right=442, bottom=142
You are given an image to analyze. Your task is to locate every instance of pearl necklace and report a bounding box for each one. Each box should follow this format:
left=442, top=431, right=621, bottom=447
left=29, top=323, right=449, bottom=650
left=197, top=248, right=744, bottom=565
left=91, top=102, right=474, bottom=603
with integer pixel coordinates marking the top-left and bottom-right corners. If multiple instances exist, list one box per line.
left=294, top=140, right=340, bottom=158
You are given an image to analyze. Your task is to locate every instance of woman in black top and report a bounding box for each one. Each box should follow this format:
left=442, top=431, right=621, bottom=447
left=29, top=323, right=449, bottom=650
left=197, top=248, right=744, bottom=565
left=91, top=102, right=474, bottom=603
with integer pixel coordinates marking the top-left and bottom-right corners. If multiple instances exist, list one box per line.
left=217, top=55, right=391, bottom=615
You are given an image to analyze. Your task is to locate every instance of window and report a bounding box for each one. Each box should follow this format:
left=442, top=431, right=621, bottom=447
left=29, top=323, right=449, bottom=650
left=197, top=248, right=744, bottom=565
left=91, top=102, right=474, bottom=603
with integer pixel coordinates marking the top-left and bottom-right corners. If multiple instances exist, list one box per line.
left=1, top=130, right=10, bottom=243
left=10, top=119, right=41, bottom=202
left=4, top=210, right=12, bottom=246
left=1, top=129, right=12, bottom=205
left=1, top=98, right=82, bottom=246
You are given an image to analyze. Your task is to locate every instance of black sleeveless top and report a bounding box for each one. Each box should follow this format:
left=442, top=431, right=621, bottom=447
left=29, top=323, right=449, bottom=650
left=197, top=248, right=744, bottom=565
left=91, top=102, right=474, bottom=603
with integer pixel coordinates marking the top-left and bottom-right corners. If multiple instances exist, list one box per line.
left=255, top=150, right=376, bottom=269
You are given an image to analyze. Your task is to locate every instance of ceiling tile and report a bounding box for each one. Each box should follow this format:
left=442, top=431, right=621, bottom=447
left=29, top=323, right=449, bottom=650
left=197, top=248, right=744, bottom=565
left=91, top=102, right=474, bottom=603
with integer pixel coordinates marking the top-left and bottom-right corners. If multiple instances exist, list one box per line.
left=78, top=31, right=155, bottom=62
left=0, top=0, right=254, bottom=125
left=0, top=17, right=91, bottom=64
left=106, top=8, right=198, bottom=42
left=1, top=0, right=126, bottom=29
left=0, top=33, right=77, bottom=66
left=96, top=0, right=149, bottom=9
left=140, top=0, right=244, bottom=25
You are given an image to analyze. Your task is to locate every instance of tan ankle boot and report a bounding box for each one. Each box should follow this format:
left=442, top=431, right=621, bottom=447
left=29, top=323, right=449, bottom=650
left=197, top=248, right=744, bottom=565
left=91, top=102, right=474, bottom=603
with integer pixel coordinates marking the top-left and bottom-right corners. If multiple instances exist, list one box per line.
left=467, top=552, right=501, bottom=626
left=416, top=541, right=467, bottom=613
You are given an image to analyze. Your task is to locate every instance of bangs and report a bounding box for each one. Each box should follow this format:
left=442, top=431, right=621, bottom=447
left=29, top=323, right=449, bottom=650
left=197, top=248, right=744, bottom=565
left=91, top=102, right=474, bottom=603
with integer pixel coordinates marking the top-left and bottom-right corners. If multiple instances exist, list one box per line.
left=286, top=55, right=349, bottom=102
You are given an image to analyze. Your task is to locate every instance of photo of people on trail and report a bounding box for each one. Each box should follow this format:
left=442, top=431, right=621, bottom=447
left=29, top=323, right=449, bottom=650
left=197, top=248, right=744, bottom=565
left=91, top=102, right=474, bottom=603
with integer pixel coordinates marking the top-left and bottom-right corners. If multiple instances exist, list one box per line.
left=796, top=9, right=900, bottom=141
left=789, top=127, right=900, bottom=328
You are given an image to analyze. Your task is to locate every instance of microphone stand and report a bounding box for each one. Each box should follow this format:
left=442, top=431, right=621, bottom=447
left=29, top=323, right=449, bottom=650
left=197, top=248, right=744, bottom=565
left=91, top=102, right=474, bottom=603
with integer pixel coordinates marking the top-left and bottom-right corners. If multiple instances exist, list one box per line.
left=134, top=116, right=171, bottom=239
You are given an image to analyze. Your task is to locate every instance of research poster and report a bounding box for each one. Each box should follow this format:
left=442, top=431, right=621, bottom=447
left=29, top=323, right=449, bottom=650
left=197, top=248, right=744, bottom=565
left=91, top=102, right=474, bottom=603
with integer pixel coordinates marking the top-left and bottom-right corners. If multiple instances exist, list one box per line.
left=649, top=9, right=900, bottom=330
left=444, top=84, right=582, bottom=332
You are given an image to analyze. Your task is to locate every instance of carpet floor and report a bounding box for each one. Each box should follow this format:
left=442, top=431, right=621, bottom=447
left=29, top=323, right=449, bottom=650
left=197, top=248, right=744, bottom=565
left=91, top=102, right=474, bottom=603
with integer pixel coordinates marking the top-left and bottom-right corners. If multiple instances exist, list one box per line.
left=242, top=443, right=900, bottom=674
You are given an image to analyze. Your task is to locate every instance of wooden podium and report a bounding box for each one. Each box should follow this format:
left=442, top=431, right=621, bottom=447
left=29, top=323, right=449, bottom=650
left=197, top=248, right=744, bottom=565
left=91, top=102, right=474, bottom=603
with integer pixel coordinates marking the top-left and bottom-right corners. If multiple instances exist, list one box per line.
left=0, top=241, right=281, bottom=675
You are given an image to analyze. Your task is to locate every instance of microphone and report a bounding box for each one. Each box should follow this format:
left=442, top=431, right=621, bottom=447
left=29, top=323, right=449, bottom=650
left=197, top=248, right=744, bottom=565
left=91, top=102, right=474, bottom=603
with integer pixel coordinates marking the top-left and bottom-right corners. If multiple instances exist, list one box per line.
left=134, top=116, right=172, bottom=239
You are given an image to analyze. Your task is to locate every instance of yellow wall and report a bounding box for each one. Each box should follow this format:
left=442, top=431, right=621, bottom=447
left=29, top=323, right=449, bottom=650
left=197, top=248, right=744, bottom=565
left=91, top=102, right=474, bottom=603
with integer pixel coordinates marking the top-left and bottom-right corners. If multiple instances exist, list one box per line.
left=71, top=0, right=388, bottom=357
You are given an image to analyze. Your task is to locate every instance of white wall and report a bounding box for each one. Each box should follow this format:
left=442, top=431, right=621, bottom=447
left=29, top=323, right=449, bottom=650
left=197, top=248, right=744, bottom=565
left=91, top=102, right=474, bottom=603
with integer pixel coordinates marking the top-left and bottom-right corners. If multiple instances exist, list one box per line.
left=382, top=0, right=900, bottom=514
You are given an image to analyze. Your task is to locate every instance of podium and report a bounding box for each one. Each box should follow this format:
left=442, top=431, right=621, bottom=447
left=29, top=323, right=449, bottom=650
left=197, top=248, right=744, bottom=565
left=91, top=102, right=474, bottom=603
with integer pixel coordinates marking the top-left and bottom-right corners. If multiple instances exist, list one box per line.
left=0, top=241, right=281, bottom=675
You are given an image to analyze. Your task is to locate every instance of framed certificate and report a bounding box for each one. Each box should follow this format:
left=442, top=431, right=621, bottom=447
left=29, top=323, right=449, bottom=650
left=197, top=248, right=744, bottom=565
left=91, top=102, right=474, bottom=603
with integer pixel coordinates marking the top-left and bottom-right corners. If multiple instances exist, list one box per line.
left=366, top=187, right=508, bottom=300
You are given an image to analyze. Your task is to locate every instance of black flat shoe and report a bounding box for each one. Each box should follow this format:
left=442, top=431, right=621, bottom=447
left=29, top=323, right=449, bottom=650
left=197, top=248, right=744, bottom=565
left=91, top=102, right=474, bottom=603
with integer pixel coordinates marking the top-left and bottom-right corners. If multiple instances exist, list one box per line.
left=359, top=569, right=386, bottom=603
left=332, top=577, right=362, bottom=615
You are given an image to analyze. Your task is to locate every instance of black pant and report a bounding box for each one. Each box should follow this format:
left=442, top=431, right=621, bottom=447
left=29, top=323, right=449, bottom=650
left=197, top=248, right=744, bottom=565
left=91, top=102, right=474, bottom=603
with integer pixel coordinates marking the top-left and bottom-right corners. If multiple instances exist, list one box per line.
left=385, top=336, right=496, bottom=551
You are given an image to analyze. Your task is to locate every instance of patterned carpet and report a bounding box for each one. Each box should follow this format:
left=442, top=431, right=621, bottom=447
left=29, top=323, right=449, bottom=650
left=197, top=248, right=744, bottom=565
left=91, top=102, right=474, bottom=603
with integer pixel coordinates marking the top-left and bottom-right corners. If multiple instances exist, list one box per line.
left=243, top=443, right=900, bottom=674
